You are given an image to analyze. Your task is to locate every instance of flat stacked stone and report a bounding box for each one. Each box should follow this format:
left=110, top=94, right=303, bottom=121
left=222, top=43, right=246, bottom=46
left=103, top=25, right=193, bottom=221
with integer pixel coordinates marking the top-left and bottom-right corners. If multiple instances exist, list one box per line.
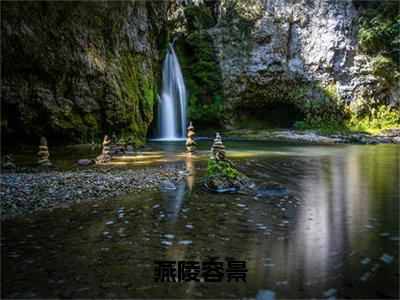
left=211, top=132, right=226, bottom=161
left=185, top=121, right=196, bottom=155
left=37, top=136, right=53, bottom=167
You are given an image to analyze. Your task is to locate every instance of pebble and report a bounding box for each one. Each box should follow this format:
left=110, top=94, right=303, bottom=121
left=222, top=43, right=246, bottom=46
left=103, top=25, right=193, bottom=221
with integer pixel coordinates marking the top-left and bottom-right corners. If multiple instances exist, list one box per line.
left=163, top=234, right=175, bottom=239
left=380, top=253, right=394, bottom=264
left=256, top=290, right=275, bottom=300
left=360, top=272, right=371, bottom=282
left=185, top=224, right=194, bottom=229
left=161, top=240, right=172, bottom=246
left=179, top=240, right=192, bottom=245
left=237, top=204, right=246, bottom=208
left=105, top=220, right=115, bottom=225
left=361, top=257, right=371, bottom=266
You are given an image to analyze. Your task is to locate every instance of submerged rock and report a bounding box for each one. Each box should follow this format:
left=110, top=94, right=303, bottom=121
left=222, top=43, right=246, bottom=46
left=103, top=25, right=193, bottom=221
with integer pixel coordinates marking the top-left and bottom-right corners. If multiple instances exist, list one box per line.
left=255, top=183, right=289, bottom=197
left=206, top=133, right=254, bottom=192
left=159, top=180, right=177, bottom=191
left=77, top=159, right=94, bottom=166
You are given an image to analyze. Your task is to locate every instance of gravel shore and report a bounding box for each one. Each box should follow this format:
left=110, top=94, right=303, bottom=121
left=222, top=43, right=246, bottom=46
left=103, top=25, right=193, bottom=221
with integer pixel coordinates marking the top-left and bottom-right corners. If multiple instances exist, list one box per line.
left=226, top=129, right=400, bottom=144
left=1, top=163, right=187, bottom=217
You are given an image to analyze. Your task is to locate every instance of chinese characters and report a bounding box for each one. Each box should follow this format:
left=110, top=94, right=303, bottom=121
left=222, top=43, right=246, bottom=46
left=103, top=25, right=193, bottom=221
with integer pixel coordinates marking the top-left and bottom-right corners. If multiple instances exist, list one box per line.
left=154, top=260, right=247, bottom=282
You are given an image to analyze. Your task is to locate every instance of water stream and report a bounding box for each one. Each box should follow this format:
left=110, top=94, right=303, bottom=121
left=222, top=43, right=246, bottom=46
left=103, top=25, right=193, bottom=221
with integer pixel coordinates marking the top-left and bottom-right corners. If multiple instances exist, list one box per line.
left=1, top=141, right=399, bottom=298
left=157, top=43, right=187, bottom=140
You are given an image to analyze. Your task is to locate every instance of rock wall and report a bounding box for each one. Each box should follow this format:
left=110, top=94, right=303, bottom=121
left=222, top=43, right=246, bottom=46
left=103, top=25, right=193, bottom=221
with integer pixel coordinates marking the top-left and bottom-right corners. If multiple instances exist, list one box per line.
left=1, top=1, right=167, bottom=143
left=208, top=0, right=399, bottom=125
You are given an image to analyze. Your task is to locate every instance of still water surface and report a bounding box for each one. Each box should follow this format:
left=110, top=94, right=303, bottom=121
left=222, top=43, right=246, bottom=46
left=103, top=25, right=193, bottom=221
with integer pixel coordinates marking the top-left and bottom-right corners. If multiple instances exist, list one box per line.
left=2, top=140, right=399, bottom=298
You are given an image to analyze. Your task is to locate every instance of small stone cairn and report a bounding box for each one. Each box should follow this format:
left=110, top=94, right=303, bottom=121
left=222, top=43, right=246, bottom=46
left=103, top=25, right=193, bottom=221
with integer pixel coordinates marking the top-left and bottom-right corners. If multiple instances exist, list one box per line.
left=37, top=136, right=53, bottom=167
left=210, top=132, right=227, bottom=162
left=185, top=121, right=196, bottom=155
left=96, top=135, right=113, bottom=163
left=96, top=134, right=126, bottom=163
left=117, top=138, right=126, bottom=154
left=206, top=133, right=253, bottom=192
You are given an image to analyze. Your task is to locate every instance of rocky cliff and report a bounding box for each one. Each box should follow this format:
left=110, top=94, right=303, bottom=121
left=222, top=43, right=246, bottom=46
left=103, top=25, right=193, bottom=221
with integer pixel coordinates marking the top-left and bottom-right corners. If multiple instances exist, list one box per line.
left=206, top=0, right=399, bottom=127
left=1, top=1, right=167, bottom=143
left=173, top=0, right=398, bottom=129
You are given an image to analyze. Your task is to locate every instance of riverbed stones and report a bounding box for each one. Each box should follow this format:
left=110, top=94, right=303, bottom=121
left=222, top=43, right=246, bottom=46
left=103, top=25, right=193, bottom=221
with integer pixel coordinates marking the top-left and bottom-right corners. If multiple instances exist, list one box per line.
left=185, top=121, right=196, bottom=154
left=37, top=137, right=53, bottom=167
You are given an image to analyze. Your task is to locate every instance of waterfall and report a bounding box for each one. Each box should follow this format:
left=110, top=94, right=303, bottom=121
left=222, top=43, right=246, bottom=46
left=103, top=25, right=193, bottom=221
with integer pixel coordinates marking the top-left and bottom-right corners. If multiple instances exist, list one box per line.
left=157, top=43, right=187, bottom=140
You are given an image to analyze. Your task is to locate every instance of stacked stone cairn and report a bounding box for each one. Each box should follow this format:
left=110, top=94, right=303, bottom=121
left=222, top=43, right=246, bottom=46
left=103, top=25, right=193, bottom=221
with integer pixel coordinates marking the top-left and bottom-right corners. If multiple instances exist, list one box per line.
left=37, top=136, right=53, bottom=167
left=206, top=133, right=252, bottom=192
left=117, top=138, right=126, bottom=154
left=96, top=134, right=126, bottom=163
left=210, top=132, right=227, bottom=162
left=96, top=135, right=113, bottom=163
left=185, top=121, right=196, bottom=155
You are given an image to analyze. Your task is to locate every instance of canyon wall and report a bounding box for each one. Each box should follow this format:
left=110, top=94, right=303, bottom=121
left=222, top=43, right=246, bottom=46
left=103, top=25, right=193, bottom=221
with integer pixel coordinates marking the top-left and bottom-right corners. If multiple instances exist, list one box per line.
left=1, top=1, right=167, bottom=143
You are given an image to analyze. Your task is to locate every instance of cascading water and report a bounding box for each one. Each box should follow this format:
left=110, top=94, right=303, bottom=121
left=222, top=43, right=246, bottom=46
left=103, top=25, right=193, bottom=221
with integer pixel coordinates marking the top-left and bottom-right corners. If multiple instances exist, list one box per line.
left=157, top=43, right=187, bottom=140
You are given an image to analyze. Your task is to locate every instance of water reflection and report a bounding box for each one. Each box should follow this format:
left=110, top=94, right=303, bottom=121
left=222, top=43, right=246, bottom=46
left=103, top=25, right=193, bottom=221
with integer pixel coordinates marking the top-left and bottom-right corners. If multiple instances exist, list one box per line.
left=2, top=141, right=399, bottom=299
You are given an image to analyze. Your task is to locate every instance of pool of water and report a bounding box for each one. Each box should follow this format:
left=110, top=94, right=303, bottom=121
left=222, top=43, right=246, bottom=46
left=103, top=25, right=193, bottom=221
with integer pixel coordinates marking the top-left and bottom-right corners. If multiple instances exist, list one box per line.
left=2, top=140, right=399, bottom=298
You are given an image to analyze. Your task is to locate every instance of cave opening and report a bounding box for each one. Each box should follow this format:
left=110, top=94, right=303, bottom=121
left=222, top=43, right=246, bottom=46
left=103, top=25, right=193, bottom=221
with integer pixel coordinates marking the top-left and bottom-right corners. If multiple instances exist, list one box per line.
left=234, top=101, right=305, bottom=129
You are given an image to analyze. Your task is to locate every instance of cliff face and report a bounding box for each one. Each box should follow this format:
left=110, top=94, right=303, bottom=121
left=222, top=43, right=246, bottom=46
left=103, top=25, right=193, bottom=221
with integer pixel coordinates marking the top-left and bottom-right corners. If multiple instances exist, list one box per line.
left=1, top=1, right=167, bottom=143
left=208, top=0, right=399, bottom=126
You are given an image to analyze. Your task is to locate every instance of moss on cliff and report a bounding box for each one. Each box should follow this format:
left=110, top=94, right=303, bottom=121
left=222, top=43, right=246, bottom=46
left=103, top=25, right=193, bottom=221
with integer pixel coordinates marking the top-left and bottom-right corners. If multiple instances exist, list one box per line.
left=1, top=1, right=166, bottom=144
left=174, top=3, right=224, bottom=128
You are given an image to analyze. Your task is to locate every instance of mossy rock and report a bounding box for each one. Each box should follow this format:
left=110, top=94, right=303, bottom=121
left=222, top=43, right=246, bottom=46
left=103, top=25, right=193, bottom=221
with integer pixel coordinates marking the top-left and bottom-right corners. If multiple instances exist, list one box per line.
left=206, top=159, right=254, bottom=192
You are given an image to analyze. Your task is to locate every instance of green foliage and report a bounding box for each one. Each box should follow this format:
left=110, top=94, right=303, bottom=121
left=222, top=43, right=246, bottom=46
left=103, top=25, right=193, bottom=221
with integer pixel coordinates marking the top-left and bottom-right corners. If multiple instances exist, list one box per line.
left=185, top=4, right=215, bottom=31
left=207, top=160, right=240, bottom=180
left=356, top=0, right=399, bottom=63
left=176, top=4, right=224, bottom=126
left=345, top=98, right=400, bottom=133
left=370, top=54, right=400, bottom=80
left=293, top=94, right=400, bottom=133
left=122, top=136, right=143, bottom=147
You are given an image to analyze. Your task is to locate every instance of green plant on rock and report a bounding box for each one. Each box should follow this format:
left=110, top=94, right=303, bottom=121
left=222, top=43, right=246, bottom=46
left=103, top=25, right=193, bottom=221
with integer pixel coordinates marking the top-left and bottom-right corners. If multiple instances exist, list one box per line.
left=207, top=160, right=240, bottom=180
